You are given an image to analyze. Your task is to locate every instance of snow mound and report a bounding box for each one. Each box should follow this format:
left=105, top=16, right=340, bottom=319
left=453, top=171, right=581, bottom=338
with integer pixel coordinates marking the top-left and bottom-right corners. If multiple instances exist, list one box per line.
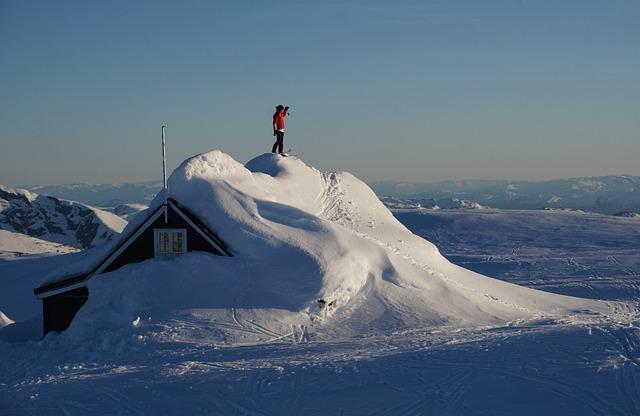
left=70, top=150, right=619, bottom=342
left=175, top=150, right=251, bottom=181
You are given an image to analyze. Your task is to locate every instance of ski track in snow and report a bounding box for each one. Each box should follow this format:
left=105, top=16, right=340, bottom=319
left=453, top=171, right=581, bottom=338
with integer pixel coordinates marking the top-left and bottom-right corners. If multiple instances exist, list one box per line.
left=4, top=324, right=640, bottom=415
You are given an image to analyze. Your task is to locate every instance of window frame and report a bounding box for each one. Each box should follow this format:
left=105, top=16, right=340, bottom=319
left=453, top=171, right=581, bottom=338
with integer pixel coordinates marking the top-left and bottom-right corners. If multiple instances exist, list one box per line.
left=153, top=228, right=187, bottom=258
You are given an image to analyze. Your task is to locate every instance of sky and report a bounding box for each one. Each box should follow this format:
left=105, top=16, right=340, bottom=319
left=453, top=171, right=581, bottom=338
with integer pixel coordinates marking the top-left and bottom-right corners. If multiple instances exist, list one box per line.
left=0, top=0, right=638, bottom=185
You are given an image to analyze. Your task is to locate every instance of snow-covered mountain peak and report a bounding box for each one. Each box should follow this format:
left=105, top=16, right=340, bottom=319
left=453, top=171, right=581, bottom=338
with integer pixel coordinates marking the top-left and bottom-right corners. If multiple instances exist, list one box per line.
left=0, top=184, right=126, bottom=249
left=615, top=174, right=636, bottom=184
left=571, top=178, right=607, bottom=191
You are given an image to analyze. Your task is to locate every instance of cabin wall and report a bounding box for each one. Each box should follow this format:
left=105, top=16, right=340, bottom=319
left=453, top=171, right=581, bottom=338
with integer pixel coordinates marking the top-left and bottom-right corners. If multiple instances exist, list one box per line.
left=42, top=286, right=88, bottom=335
left=103, top=206, right=221, bottom=273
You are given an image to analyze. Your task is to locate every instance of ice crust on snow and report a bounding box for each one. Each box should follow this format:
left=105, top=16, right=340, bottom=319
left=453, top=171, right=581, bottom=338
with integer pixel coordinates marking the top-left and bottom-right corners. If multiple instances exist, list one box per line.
left=52, top=150, right=616, bottom=340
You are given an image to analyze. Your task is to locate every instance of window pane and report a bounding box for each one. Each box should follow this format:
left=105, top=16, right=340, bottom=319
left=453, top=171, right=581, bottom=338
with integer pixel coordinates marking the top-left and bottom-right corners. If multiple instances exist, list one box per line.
left=173, top=231, right=184, bottom=253
left=159, top=232, right=169, bottom=253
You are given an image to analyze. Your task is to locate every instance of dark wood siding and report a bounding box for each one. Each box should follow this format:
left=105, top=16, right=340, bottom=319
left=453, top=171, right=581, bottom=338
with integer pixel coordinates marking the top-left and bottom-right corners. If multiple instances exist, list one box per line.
left=43, top=286, right=88, bottom=335
left=37, top=202, right=229, bottom=336
left=103, top=206, right=222, bottom=273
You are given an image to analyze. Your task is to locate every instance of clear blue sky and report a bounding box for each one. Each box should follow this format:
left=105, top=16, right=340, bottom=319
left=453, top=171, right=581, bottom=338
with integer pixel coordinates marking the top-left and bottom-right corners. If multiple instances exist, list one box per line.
left=1, top=0, right=638, bottom=185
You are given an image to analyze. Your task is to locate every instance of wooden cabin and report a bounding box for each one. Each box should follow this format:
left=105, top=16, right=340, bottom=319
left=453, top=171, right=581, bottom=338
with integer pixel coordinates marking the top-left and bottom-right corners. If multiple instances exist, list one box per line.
left=33, top=198, right=231, bottom=336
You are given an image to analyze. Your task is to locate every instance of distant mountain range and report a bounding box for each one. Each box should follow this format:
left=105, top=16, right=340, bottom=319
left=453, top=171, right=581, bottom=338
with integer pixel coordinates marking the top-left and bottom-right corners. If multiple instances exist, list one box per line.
left=0, top=185, right=126, bottom=250
left=14, top=174, right=640, bottom=217
left=22, top=181, right=162, bottom=207
left=370, top=175, right=640, bottom=215
left=380, top=196, right=489, bottom=211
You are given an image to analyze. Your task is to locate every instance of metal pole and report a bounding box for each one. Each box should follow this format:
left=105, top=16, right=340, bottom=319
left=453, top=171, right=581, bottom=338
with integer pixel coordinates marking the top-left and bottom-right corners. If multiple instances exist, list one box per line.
left=162, top=125, right=168, bottom=223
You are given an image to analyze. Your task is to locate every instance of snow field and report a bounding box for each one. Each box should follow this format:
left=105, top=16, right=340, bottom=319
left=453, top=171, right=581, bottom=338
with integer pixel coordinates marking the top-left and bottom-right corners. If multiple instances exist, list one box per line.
left=2, top=151, right=640, bottom=414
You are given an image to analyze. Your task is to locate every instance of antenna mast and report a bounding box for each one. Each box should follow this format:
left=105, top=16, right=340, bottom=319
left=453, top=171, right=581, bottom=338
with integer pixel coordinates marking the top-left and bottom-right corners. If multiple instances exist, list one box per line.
left=162, top=125, right=168, bottom=223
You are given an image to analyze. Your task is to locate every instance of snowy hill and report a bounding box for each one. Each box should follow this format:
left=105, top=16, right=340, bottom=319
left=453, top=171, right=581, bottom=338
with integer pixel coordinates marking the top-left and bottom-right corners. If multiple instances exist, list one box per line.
left=0, top=229, right=78, bottom=259
left=42, top=150, right=627, bottom=344
left=0, top=184, right=126, bottom=249
left=106, top=203, right=148, bottom=219
left=371, top=175, right=640, bottom=214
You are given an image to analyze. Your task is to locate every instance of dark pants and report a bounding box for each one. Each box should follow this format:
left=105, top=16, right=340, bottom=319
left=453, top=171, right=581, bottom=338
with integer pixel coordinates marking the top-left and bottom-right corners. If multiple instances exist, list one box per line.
left=272, top=131, right=285, bottom=153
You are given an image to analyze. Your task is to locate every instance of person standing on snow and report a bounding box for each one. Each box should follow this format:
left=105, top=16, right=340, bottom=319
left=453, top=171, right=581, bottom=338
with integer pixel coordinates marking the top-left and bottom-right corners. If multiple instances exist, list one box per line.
left=272, top=104, right=289, bottom=154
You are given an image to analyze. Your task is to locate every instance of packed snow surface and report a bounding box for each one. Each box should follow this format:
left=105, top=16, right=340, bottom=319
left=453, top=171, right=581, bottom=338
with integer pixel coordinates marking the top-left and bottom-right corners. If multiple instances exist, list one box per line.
left=62, top=150, right=623, bottom=342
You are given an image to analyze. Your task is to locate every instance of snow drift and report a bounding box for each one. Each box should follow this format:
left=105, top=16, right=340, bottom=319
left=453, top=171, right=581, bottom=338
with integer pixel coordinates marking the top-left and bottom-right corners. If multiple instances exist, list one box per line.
left=66, top=150, right=615, bottom=342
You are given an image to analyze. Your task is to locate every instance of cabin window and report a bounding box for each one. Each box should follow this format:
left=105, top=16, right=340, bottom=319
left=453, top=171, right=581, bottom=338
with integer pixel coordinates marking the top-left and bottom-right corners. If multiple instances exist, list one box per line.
left=154, top=229, right=187, bottom=258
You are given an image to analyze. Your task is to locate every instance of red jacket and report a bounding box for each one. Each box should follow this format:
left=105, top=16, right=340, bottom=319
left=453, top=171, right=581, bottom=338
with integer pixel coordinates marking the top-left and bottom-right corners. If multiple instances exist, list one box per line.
left=273, top=110, right=287, bottom=131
